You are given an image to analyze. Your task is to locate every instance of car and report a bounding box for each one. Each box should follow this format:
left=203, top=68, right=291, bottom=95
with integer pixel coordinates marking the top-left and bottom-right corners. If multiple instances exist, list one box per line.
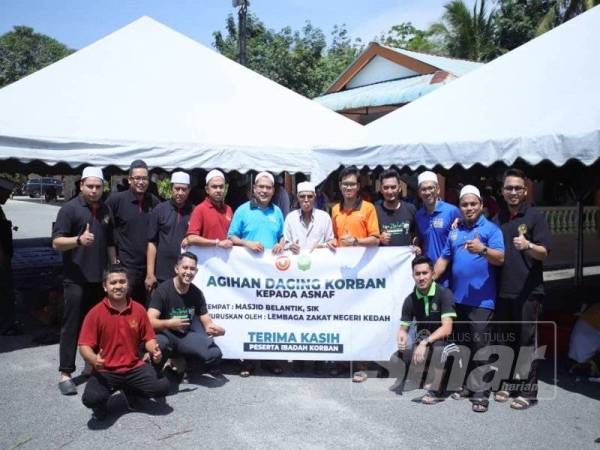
left=24, top=178, right=64, bottom=198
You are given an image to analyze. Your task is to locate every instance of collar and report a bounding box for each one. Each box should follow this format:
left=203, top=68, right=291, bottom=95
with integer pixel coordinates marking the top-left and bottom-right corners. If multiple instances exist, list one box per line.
left=76, top=194, right=102, bottom=209
left=460, top=214, right=486, bottom=230
left=507, top=202, right=529, bottom=218
left=102, top=297, right=132, bottom=313
left=381, top=201, right=401, bottom=213
left=297, top=208, right=314, bottom=222
left=203, top=197, right=227, bottom=212
left=170, top=199, right=192, bottom=212
left=415, top=282, right=436, bottom=300
left=250, top=198, right=273, bottom=210
left=339, top=197, right=362, bottom=212
left=126, top=188, right=149, bottom=204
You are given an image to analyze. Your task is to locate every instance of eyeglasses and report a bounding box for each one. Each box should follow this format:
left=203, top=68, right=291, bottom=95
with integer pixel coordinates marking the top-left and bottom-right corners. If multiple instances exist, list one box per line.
left=298, top=194, right=315, bottom=200
left=341, top=182, right=358, bottom=188
left=130, top=176, right=149, bottom=182
left=503, top=186, right=525, bottom=192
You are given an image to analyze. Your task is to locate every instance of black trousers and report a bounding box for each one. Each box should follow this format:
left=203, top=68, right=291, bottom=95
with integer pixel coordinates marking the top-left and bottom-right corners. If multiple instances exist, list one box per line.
left=59, top=281, right=104, bottom=374
left=0, top=270, right=15, bottom=330
left=495, top=294, right=542, bottom=399
left=127, top=270, right=147, bottom=306
left=156, top=316, right=222, bottom=367
left=82, top=363, right=169, bottom=410
left=454, top=304, right=494, bottom=400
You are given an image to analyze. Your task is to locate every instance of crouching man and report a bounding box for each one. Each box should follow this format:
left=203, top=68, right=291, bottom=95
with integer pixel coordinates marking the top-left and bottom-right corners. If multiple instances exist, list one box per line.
left=392, top=256, right=458, bottom=404
left=147, top=252, right=225, bottom=382
left=78, top=265, right=169, bottom=421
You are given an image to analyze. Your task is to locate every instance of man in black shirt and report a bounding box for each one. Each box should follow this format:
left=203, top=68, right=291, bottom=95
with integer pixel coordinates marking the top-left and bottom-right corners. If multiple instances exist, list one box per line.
left=392, top=256, right=458, bottom=403
left=493, top=168, right=551, bottom=409
left=148, top=252, right=224, bottom=381
left=375, top=169, right=418, bottom=248
left=52, top=167, right=116, bottom=395
left=145, top=171, right=193, bottom=292
left=0, top=178, right=18, bottom=336
left=106, top=160, right=160, bottom=305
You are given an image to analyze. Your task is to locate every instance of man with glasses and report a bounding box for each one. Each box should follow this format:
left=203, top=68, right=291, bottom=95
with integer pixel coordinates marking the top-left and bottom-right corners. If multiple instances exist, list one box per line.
left=107, top=160, right=160, bottom=306
left=145, top=172, right=193, bottom=293
left=415, top=171, right=461, bottom=287
left=493, top=168, right=551, bottom=410
left=228, top=171, right=285, bottom=375
left=148, top=252, right=224, bottom=386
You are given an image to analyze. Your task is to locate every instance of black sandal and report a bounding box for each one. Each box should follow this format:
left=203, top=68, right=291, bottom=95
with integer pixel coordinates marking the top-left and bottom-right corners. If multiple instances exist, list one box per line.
left=420, top=391, right=445, bottom=405
left=471, top=399, right=489, bottom=413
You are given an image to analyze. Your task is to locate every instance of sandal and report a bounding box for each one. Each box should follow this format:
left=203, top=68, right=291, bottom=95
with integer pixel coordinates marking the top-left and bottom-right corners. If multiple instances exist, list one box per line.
left=240, top=366, right=252, bottom=378
left=420, top=391, right=444, bottom=405
left=494, top=390, right=510, bottom=402
left=352, top=370, right=368, bottom=383
left=451, top=387, right=470, bottom=400
left=511, top=396, right=536, bottom=410
left=471, top=399, right=489, bottom=413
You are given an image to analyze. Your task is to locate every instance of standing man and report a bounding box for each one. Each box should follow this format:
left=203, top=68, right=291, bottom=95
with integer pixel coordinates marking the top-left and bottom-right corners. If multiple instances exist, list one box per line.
left=106, top=160, right=160, bottom=305
left=493, top=168, right=551, bottom=410
left=79, top=265, right=169, bottom=421
left=434, top=185, right=505, bottom=412
left=185, top=170, right=234, bottom=249
left=331, top=166, right=379, bottom=382
left=145, top=172, right=193, bottom=292
left=52, top=167, right=116, bottom=395
left=283, top=181, right=336, bottom=253
left=376, top=169, right=418, bottom=249
left=0, top=178, right=19, bottom=336
left=331, top=166, right=379, bottom=249
left=415, top=171, right=461, bottom=286
left=228, top=171, right=285, bottom=376
left=148, top=252, right=225, bottom=382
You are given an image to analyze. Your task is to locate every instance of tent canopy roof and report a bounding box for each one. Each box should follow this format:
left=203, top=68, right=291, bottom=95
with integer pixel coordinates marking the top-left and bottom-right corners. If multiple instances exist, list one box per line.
left=0, top=16, right=360, bottom=174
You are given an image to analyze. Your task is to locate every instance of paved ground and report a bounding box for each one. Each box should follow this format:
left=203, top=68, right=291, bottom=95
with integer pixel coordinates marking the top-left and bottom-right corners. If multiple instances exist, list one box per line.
left=0, top=338, right=598, bottom=449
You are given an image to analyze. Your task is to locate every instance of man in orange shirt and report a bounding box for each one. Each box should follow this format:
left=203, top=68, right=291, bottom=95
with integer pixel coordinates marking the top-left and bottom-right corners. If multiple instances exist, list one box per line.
left=331, top=166, right=380, bottom=248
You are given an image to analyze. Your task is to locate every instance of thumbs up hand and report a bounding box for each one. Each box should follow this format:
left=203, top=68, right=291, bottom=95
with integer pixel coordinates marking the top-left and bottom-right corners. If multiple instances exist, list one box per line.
left=94, top=348, right=105, bottom=370
left=465, top=230, right=485, bottom=254
left=290, top=239, right=301, bottom=255
left=79, top=223, right=95, bottom=247
left=513, top=227, right=530, bottom=251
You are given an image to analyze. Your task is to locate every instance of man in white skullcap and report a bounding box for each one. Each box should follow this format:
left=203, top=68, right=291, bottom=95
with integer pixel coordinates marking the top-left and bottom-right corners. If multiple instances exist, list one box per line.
left=185, top=169, right=234, bottom=249
left=415, top=171, right=461, bottom=287
left=146, top=172, right=193, bottom=292
left=53, top=166, right=117, bottom=395
left=433, top=184, right=505, bottom=413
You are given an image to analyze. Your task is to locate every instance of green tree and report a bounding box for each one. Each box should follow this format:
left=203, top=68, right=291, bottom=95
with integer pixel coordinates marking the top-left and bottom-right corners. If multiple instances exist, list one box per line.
left=381, top=22, right=445, bottom=55
left=495, top=1, right=553, bottom=52
left=536, top=0, right=599, bottom=34
left=0, top=26, right=73, bottom=88
left=430, top=0, right=498, bottom=61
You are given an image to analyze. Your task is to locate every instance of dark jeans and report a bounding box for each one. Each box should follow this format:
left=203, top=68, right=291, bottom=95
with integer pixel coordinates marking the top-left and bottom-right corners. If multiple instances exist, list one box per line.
left=156, top=316, right=222, bottom=367
left=495, top=294, right=542, bottom=399
left=454, top=304, right=494, bottom=400
left=59, top=281, right=104, bottom=374
left=82, top=363, right=169, bottom=410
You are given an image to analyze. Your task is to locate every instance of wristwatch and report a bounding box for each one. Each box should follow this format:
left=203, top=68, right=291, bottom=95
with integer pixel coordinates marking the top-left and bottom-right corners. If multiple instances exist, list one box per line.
left=479, top=246, right=488, bottom=256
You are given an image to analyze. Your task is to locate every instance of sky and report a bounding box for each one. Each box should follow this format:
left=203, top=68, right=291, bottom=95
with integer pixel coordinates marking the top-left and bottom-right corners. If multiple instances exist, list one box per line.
left=0, top=0, right=470, bottom=50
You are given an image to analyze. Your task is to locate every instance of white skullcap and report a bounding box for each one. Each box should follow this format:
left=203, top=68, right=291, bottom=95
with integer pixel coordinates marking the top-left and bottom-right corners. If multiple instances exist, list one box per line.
left=81, top=166, right=104, bottom=181
left=297, top=181, right=315, bottom=194
left=171, top=171, right=190, bottom=185
left=459, top=184, right=481, bottom=200
left=417, top=171, right=438, bottom=186
left=0, top=177, right=16, bottom=191
left=206, top=169, right=225, bottom=185
left=255, top=171, right=274, bottom=185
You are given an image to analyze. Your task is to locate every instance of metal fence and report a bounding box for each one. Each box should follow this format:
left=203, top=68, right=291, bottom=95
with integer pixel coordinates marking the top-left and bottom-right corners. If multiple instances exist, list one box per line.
left=539, top=206, right=598, bottom=235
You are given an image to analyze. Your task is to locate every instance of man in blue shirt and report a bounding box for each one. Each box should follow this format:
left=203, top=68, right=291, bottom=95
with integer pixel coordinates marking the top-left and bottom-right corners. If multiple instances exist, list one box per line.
left=415, top=171, right=461, bottom=287
left=434, top=185, right=504, bottom=413
left=228, top=171, right=285, bottom=376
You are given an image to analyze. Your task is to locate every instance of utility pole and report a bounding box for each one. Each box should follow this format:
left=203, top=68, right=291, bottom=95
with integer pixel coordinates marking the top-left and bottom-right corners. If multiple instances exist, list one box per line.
left=233, top=0, right=249, bottom=66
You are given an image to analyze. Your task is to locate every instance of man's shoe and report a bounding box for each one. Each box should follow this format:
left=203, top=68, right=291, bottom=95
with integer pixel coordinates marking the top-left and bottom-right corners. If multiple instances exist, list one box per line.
left=58, top=378, right=77, bottom=395
left=91, top=405, right=108, bottom=421
left=122, top=390, right=144, bottom=411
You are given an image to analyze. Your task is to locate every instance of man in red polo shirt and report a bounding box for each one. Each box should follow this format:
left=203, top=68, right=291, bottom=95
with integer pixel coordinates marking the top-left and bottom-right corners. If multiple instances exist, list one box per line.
left=186, top=169, right=234, bottom=248
left=79, top=265, right=169, bottom=421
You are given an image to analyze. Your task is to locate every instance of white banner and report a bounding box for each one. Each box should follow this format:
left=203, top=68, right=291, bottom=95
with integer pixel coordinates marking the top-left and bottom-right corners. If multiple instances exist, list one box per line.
left=190, top=246, right=415, bottom=360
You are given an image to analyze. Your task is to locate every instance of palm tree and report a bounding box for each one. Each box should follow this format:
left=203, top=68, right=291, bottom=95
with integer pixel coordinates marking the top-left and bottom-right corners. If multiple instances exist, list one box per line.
left=536, top=0, right=599, bottom=35
left=429, top=0, right=498, bottom=62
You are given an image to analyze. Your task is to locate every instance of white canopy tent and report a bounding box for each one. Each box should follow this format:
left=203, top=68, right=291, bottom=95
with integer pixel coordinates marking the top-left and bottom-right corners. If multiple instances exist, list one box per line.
left=311, top=6, right=600, bottom=185
left=0, top=17, right=360, bottom=174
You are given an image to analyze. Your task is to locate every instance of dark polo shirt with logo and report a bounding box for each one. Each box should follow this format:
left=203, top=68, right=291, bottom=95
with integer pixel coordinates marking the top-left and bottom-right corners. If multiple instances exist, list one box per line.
left=400, top=282, right=456, bottom=335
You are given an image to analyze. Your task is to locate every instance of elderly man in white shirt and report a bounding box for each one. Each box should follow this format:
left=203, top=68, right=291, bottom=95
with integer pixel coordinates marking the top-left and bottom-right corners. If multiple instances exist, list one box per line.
left=284, top=181, right=336, bottom=253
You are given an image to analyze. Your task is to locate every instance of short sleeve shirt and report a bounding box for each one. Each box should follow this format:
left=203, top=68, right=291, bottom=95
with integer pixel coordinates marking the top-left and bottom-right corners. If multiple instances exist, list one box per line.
left=78, top=298, right=155, bottom=373
left=441, top=215, right=505, bottom=310
left=495, top=203, right=552, bottom=299
left=52, top=195, right=114, bottom=283
left=227, top=200, right=284, bottom=249
left=283, top=208, right=334, bottom=249
left=375, top=202, right=417, bottom=246
left=148, top=279, right=208, bottom=329
left=331, top=199, right=380, bottom=245
left=106, top=189, right=160, bottom=273
left=147, top=200, right=193, bottom=281
left=187, top=198, right=233, bottom=240
left=400, top=282, right=456, bottom=335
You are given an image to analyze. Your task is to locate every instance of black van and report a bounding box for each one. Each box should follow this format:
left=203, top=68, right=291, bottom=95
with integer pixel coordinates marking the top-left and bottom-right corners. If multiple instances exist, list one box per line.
left=24, top=178, right=64, bottom=198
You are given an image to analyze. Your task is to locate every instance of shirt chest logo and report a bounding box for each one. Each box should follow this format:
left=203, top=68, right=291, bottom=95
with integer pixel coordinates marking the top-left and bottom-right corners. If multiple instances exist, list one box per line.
left=449, top=229, right=458, bottom=241
left=518, top=223, right=528, bottom=235
left=431, top=302, right=438, bottom=312
left=128, top=319, right=139, bottom=329
left=432, top=218, right=444, bottom=229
